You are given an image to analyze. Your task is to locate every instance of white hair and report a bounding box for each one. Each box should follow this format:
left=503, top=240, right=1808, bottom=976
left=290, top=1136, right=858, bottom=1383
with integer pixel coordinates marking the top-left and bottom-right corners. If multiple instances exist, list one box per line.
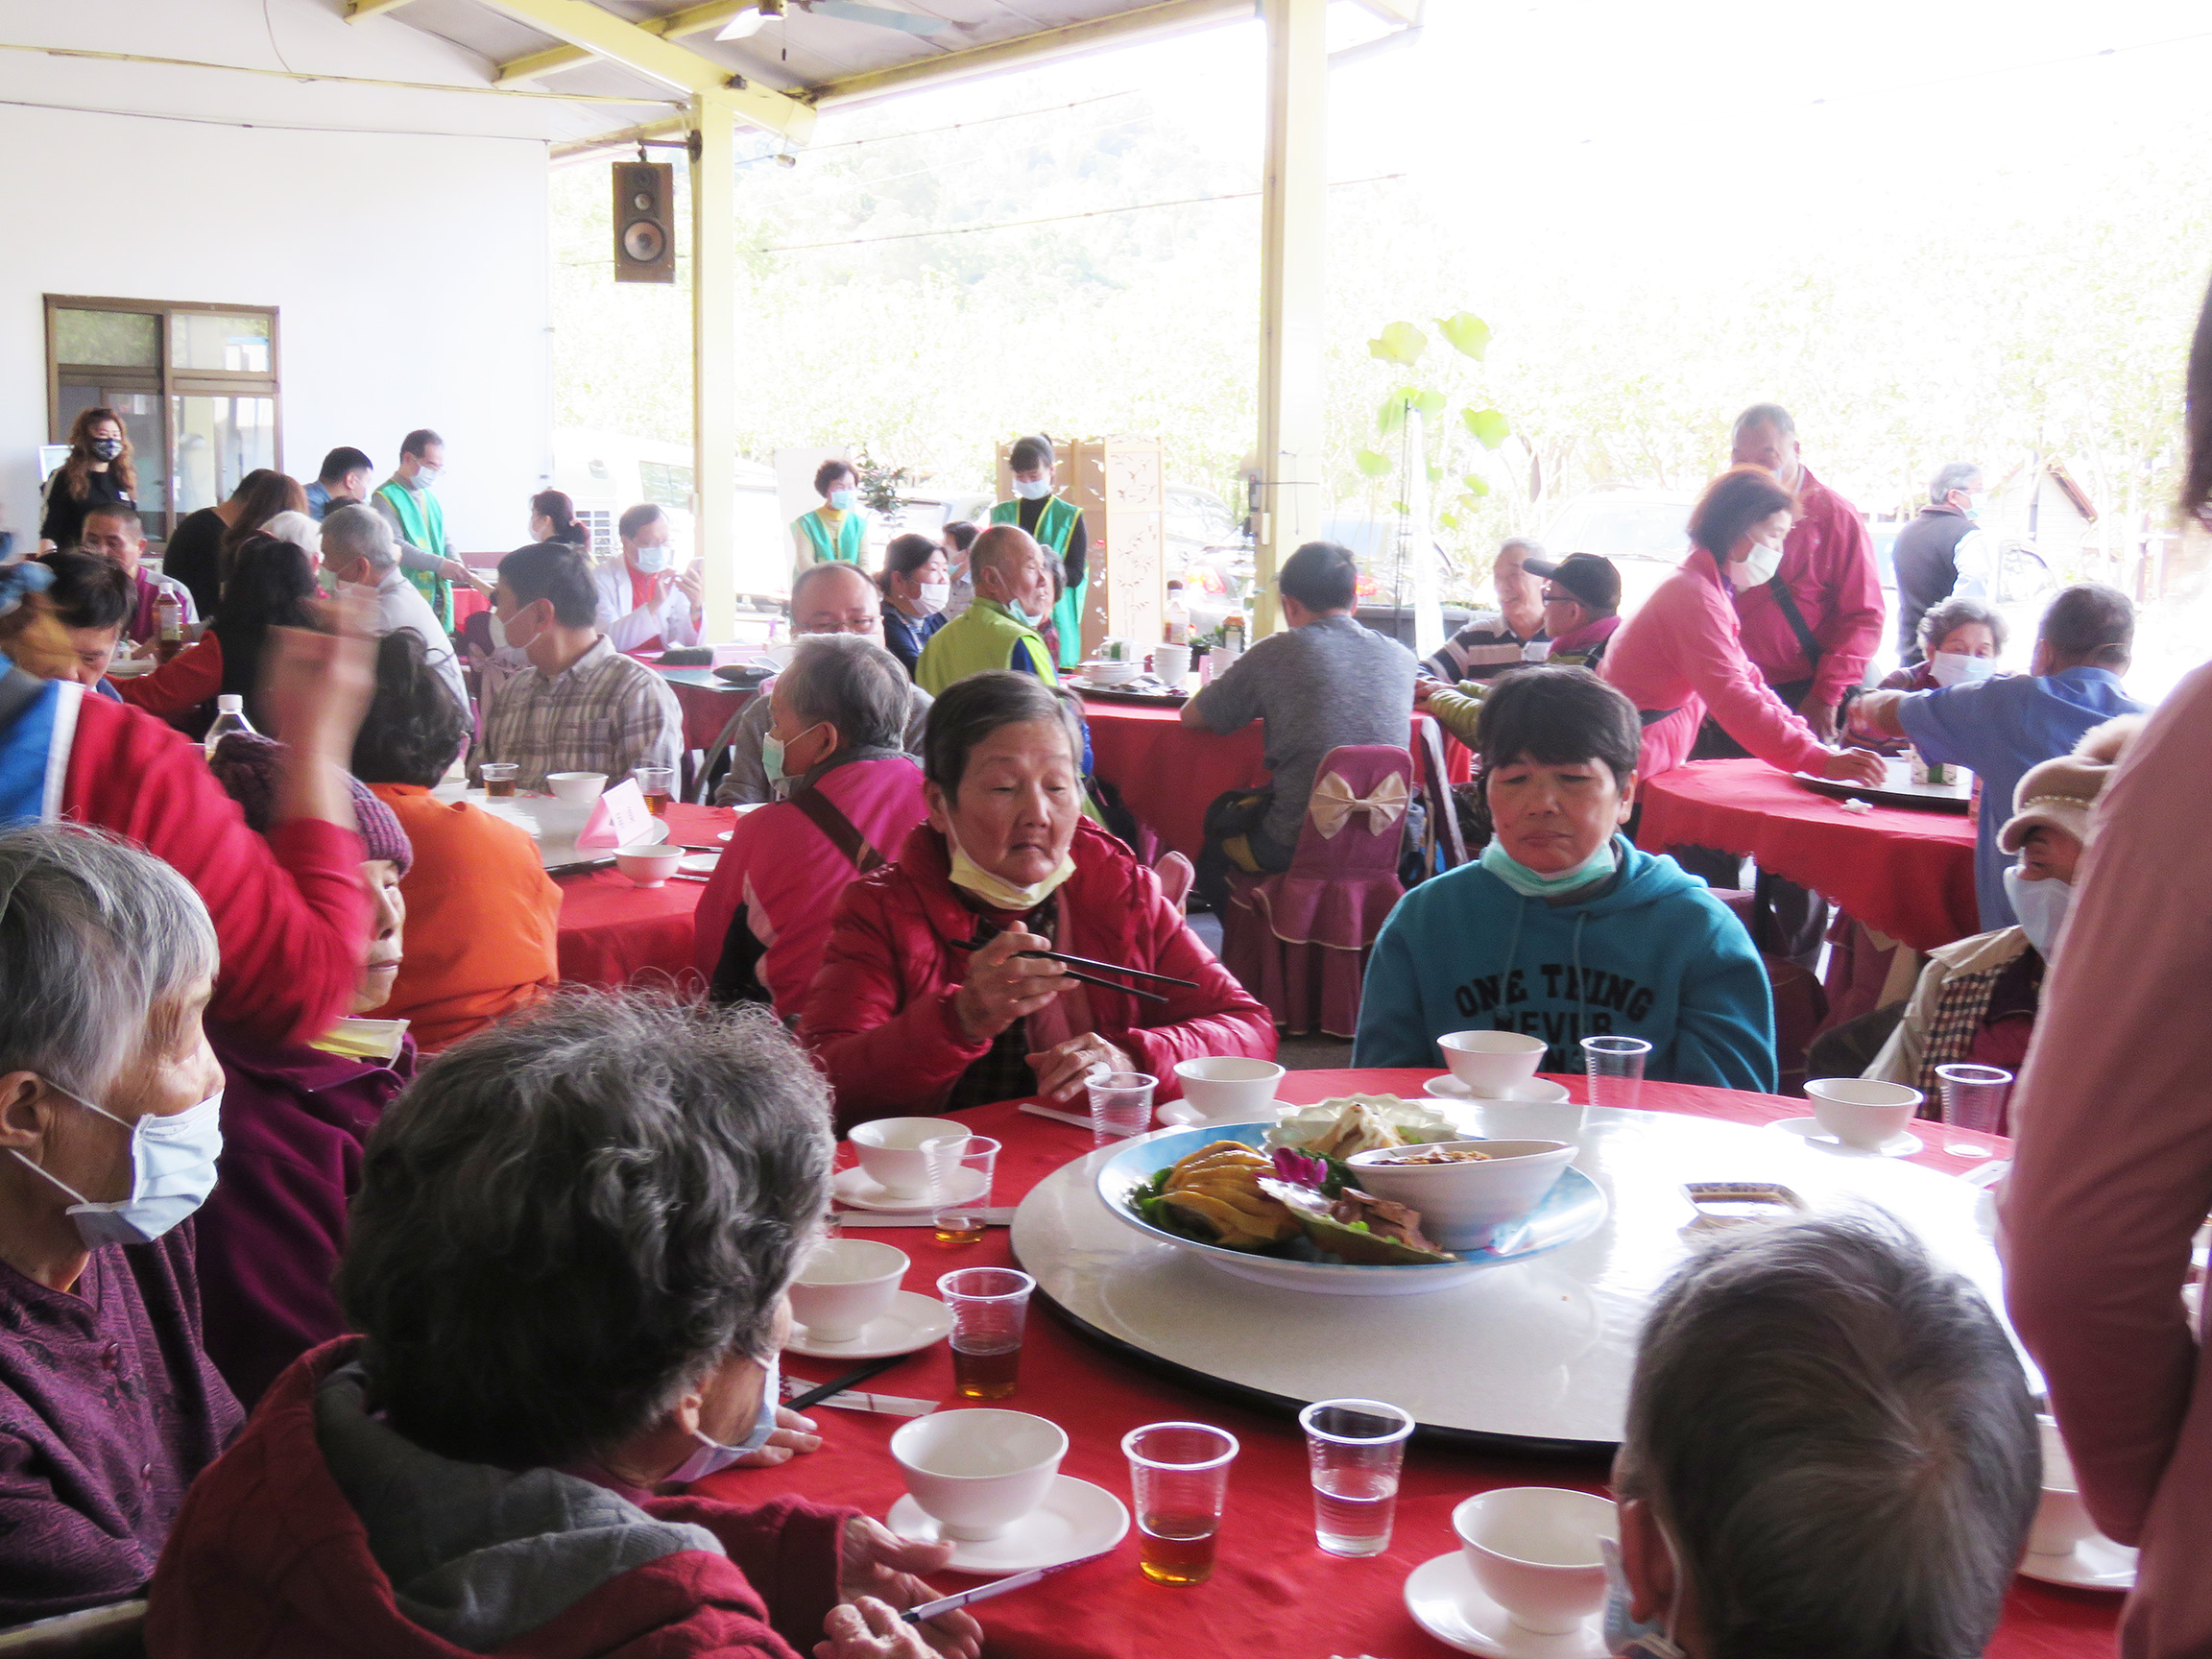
left=321, top=504, right=395, bottom=572
left=264, top=509, right=323, bottom=561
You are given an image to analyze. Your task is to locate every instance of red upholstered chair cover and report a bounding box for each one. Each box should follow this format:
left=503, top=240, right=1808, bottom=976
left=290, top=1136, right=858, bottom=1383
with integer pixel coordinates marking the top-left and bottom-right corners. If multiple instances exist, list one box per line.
left=1220, top=744, right=1412, bottom=1038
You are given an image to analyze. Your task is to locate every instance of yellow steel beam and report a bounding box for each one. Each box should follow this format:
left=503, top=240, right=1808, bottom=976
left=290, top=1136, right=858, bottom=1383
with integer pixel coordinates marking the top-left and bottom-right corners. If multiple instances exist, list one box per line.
left=495, top=0, right=749, bottom=86
left=470, top=0, right=815, bottom=140
left=549, top=113, right=692, bottom=160
left=806, top=0, right=1251, bottom=109
left=346, top=0, right=421, bottom=18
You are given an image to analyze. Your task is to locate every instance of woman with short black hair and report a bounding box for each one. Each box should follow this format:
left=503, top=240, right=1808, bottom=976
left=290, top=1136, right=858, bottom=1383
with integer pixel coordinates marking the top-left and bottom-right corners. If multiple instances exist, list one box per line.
left=793, top=459, right=865, bottom=567
left=1353, top=665, right=1777, bottom=1090
left=877, top=532, right=950, bottom=677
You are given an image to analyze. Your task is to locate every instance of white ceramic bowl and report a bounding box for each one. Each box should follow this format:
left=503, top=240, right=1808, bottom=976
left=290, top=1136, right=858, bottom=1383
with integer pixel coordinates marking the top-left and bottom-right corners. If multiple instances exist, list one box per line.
left=891, top=1408, right=1068, bottom=1541
left=1347, top=1139, right=1576, bottom=1252
left=613, top=843, right=685, bottom=887
left=1080, top=659, right=1141, bottom=685
left=1437, top=1031, right=1548, bottom=1096
left=1173, top=1056, right=1286, bottom=1121
left=1455, top=1487, right=1618, bottom=1634
left=789, top=1238, right=908, bottom=1342
left=545, top=770, right=608, bottom=804
left=849, top=1117, right=969, bottom=1198
left=2029, top=1415, right=2096, bottom=1557
left=1803, top=1077, right=1922, bottom=1150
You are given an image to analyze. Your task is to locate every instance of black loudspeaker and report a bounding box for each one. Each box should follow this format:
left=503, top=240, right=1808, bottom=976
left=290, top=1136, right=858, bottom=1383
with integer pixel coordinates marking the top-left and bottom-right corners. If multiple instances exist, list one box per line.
left=613, top=160, right=676, bottom=284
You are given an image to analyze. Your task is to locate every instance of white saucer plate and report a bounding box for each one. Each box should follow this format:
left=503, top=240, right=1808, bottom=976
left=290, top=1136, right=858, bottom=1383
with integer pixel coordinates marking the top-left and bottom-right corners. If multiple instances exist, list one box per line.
left=888, top=1475, right=1129, bottom=1575
left=1424, top=1075, right=1575, bottom=1105
left=1770, top=1116, right=1923, bottom=1158
left=1155, top=1098, right=1298, bottom=1130
left=2016, top=1533, right=2138, bottom=1590
left=678, top=852, right=719, bottom=876
left=783, top=1289, right=952, bottom=1359
left=1405, top=1551, right=1608, bottom=1659
left=833, top=1166, right=990, bottom=1213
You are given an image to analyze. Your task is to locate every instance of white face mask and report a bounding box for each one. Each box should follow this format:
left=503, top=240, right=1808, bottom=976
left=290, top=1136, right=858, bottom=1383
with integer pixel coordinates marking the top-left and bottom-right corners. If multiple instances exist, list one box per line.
left=916, top=580, right=951, bottom=614
left=2005, top=867, right=2072, bottom=959
left=1601, top=1533, right=1687, bottom=1659
left=490, top=604, right=541, bottom=653
left=1728, top=536, right=1785, bottom=590
left=413, top=465, right=440, bottom=489
left=947, top=824, right=1076, bottom=913
left=1929, top=651, right=1996, bottom=688
left=1012, top=475, right=1053, bottom=501
left=11, top=1083, right=225, bottom=1249
left=631, top=541, right=673, bottom=575
left=667, top=1354, right=781, bottom=1482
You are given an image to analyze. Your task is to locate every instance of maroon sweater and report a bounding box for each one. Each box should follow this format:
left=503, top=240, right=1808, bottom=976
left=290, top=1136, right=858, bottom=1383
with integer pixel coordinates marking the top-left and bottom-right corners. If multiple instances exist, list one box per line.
left=0, top=1228, right=242, bottom=1624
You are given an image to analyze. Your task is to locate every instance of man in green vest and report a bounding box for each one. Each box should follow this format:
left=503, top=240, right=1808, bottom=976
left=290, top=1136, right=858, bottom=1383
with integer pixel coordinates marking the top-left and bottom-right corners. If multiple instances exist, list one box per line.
left=915, top=525, right=1060, bottom=695
left=989, top=434, right=1087, bottom=669
left=372, top=428, right=457, bottom=631
left=792, top=458, right=867, bottom=570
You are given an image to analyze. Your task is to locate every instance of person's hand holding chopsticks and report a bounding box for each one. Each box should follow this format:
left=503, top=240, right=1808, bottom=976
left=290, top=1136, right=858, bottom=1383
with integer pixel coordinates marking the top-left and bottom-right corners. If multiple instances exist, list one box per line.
left=1027, top=1033, right=1136, bottom=1102
left=951, top=926, right=1075, bottom=1041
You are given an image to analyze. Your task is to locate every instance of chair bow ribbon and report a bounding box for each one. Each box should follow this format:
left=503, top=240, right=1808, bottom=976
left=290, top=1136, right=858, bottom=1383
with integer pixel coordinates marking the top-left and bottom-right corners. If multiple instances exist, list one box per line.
left=1310, top=769, right=1409, bottom=839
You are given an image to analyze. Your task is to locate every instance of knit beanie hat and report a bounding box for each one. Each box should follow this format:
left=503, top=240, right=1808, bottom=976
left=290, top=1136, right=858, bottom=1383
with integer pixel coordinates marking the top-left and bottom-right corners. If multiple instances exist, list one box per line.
left=208, top=732, right=413, bottom=872
left=1998, top=714, right=2147, bottom=853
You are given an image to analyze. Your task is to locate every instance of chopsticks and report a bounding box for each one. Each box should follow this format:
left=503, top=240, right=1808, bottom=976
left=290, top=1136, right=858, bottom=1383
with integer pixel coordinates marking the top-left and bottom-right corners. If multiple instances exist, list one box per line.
left=785, top=1354, right=906, bottom=1413
left=959, top=925, right=1176, bottom=1005
left=1015, top=948, right=1198, bottom=990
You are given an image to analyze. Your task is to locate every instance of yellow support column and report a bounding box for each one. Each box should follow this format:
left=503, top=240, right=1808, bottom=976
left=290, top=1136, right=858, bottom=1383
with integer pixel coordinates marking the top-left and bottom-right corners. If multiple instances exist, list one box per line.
left=1254, top=0, right=1326, bottom=637
left=690, top=93, right=735, bottom=637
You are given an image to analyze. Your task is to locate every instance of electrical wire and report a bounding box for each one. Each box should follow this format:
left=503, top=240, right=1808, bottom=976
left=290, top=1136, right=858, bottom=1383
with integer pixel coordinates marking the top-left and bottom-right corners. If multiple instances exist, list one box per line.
left=0, top=94, right=551, bottom=145
left=763, top=171, right=1405, bottom=252
left=805, top=87, right=1139, bottom=152
left=0, top=40, right=679, bottom=106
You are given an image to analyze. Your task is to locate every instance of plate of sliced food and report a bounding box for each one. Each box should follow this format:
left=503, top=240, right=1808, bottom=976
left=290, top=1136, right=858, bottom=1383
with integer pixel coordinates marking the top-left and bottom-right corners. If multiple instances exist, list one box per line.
left=1093, top=1099, right=1607, bottom=1295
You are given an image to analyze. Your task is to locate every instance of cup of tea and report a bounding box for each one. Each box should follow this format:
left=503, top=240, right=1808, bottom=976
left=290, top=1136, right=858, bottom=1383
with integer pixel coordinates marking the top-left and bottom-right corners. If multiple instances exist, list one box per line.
left=849, top=1117, right=968, bottom=1199
left=2028, top=1416, right=2096, bottom=1558
left=480, top=762, right=518, bottom=798
left=1803, top=1078, right=1922, bottom=1150
left=1454, top=1487, right=1619, bottom=1635
left=1437, top=1031, right=1547, bottom=1097
left=788, top=1238, right=907, bottom=1343
left=891, top=1408, right=1067, bottom=1541
left=938, top=1266, right=1034, bottom=1400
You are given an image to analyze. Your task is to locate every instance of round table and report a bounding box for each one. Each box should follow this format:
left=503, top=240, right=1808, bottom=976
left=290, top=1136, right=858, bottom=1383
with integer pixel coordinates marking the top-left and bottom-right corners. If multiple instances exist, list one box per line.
left=697, top=1072, right=2117, bottom=1659
left=553, top=802, right=730, bottom=988
left=1634, top=757, right=1980, bottom=953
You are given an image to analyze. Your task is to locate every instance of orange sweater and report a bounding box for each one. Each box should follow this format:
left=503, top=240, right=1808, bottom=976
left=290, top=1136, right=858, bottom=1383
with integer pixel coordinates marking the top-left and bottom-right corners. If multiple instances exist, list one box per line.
left=362, top=784, right=561, bottom=1051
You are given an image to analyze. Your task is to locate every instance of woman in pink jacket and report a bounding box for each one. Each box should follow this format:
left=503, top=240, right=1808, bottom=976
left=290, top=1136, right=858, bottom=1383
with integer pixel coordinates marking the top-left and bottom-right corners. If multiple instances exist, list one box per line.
left=2001, top=276, right=2212, bottom=1659
left=803, top=672, right=1275, bottom=1130
left=1601, top=467, right=1886, bottom=787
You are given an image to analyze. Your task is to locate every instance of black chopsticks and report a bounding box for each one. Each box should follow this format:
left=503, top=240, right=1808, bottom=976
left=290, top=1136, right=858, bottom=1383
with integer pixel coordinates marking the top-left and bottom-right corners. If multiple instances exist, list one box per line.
left=957, top=925, right=1180, bottom=1004
left=1015, top=948, right=1198, bottom=990
left=785, top=1354, right=905, bottom=1413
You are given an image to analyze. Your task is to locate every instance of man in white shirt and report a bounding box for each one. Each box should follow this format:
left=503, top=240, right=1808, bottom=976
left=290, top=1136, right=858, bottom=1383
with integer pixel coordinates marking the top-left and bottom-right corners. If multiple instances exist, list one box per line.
left=321, top=505, right=469, bottom=716
left=591, top=504, right=703, bottom=655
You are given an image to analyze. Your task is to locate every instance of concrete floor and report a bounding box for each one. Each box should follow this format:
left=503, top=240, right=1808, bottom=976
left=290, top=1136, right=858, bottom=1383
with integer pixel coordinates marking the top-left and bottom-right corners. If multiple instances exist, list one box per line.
left=1187, top=910, right=1354, bottom=1072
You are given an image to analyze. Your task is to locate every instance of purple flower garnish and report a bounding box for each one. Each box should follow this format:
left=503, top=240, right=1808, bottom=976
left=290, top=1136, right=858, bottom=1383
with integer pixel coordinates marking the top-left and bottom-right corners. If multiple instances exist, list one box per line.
left=1271, top=1147, right=1329, bottom=1190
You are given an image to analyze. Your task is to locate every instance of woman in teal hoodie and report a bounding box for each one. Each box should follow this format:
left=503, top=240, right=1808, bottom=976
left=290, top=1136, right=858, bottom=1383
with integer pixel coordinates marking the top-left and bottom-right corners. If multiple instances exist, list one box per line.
left=1355, top=667, right=1775, bottom=1092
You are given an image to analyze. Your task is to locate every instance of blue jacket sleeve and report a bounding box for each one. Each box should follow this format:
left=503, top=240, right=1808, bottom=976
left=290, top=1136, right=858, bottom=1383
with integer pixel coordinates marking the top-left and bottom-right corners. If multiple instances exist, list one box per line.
left=1351, top=901, right=1435, bottom=1068
left=1664, top=902, right=1778, bottom=1092
left=1894, top=681, right=1999, bottom=769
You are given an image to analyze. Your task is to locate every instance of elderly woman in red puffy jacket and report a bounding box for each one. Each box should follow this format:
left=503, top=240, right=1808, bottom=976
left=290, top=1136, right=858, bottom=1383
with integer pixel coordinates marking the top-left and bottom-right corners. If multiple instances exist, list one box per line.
left=803, top=672, right=1275, bottom=1128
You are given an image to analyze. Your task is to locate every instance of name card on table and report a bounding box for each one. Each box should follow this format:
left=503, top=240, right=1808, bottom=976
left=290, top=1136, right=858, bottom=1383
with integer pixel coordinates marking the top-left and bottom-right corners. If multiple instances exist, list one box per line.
left=577, top=778, right=655, bottom=849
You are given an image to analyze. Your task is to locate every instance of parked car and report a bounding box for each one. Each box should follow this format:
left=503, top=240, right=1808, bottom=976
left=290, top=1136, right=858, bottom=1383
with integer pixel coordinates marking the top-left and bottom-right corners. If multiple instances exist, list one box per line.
left=1538, top=489, right=1695, bottom=620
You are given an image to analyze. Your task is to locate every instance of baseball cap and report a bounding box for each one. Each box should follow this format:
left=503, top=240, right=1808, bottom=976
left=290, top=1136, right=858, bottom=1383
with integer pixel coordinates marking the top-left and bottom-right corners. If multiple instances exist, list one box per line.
left=1523, top=552, right=1622, bottom=614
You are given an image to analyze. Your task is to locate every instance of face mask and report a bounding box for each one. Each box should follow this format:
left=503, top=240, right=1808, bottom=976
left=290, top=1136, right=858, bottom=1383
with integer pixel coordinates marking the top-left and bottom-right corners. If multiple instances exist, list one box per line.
left=491, top=604, right=541, bottom=653
left=1929, top=651, right=1996, bottom=688
left=317, top=567, right=342, bottom=598
left=667, top=1354, right=781, bottom=1483
left=413, top=465, right=440, bottom=489
left=761, top=721, right=824, bottom=791
left=828, top=489, right=857, bottom=512
left=92, top=437, right=125, bottom=462
left=916, top=580, right=950, bottom=614
left=631, top=541, right=673, bottom=575
left=947, top=824, right=1077, bottom=913
left=2005, top=867, right=2072, bottom=958
left=1966, top=491, right=1988, bottom=518
left=1600, top=1534, right=1687, bottom=1659
left=1480, top=834, right=1619, bottom=899
left=10, top=1084, right=224, bottom=1250
left=1012, top=475, right=1053, bottom=501
left=1728, top=537, right=1784, bottom=590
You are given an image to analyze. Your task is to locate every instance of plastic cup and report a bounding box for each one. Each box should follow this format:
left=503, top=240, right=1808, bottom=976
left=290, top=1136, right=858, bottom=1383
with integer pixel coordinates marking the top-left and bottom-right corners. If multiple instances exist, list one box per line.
left=480, top=761, right=518, bottom=798
left=1936, top=1064, right=2012, bottom=1153
left=923, top=1133, right=999, bottom=1249
left=1088, top=1070, right=1157, bottom=1146
left=938, top=1267, right=1035, bottom=1400
left=633, top=764, right=676, bottom=816
left=1298, top=1398, right=1414, bottom=1557
left=1581, top=1036, right=1650, bottom=1111
left=1124, top=1422, right=1239, bottom=1585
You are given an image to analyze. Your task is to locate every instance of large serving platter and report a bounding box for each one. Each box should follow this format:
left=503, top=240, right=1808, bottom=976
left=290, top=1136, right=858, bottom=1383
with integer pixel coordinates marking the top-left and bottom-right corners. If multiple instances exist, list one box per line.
left=1791, top=755, right=1972, bottom=814
left=1094, top=1121, right=1606, bottom=1295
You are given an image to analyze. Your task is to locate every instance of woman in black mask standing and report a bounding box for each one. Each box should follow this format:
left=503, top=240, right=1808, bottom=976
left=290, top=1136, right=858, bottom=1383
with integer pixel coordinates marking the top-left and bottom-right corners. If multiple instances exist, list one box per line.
left=41, top=406, right=136, bottom=552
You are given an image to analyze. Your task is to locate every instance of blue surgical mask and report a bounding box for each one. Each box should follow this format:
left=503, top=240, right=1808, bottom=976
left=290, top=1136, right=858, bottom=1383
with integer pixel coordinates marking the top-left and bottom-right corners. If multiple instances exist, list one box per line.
left=1480, top=834, right=1619, bottom=899
left=761, top=721, right=823, bottom=792
left=1012, top=475, right=1053, bottom=501
left=668, top=1354, right=781, bottom=1483
left=414, top=465, right=440, bottom=489
left=828, top=489, right=857, bottom=512
left=1601, top=1535, right=1687, bottom=1659
left=11, top=1083, right=225, bottom=1250
left=631, top=541, right=673, bottom=575
left=2005, top=867, right=2072, bottom=959
left=1929, top=651, right=1995, bottom=688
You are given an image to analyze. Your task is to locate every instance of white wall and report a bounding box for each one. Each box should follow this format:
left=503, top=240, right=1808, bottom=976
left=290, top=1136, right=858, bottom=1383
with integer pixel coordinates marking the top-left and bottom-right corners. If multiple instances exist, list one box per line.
left=0, top=0, right=567, bottom=554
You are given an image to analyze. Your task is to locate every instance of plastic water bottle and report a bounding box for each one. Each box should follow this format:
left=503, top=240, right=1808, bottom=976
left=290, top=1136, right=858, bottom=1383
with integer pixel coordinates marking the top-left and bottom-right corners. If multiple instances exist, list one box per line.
left=204, top=694, right=254, bottom=761
left=1164, top=581, right=1190, bottom=645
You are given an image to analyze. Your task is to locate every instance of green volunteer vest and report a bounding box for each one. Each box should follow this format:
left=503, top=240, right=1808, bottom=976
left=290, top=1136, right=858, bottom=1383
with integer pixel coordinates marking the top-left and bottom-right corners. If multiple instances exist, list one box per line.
left=992, top=494, right=1086, bottom=668
left=375, top=478, right=452, bottom=630
left=915, top=597, right=1060, bottom=696
left=794, top=508, right=866, bottom=566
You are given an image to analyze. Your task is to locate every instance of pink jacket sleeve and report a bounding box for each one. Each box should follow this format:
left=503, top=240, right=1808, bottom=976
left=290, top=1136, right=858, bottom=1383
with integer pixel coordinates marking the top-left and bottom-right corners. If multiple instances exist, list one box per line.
left=2002, top=662, right=2212, bottom=1549
left=1681, top=580, right=1831, bottom=774
left=1806, top=503, right=1885, bottom=706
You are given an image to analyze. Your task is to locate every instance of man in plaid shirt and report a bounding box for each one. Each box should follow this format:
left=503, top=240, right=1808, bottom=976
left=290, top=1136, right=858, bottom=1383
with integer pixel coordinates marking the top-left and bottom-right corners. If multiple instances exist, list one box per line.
left=473, top=541, right=684, bottom=792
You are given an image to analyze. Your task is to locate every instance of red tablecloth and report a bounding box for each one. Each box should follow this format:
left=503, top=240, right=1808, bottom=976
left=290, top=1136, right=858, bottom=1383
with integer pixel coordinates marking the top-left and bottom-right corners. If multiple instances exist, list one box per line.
left=1084, top=696, right=1471, bottom=861
left=651, top=664, right=757, bottom=754
left=1635, top=757, right=1981, bottom=952
left=701, top=1070, right=2115, bottom=1659
left=554, top=803, right=730, bottom=988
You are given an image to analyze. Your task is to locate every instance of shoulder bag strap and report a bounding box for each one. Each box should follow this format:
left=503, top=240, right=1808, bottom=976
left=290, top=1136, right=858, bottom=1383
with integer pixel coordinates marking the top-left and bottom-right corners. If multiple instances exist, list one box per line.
left=1766, top=574, right=1824, bottom=673
left=788, top=783, right=885, bottom=873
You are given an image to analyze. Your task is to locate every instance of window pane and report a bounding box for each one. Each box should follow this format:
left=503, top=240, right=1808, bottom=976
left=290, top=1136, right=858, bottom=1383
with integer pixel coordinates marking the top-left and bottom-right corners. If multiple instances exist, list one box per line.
left=53, top=308, right=158, bottom=368
left=637, top=460, right=694, bottom=512
left=58, top=385, right=168, bottom=516
left=171, top=394, right=275, bottom=515
left=170, top=312, right=272, bottom=373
